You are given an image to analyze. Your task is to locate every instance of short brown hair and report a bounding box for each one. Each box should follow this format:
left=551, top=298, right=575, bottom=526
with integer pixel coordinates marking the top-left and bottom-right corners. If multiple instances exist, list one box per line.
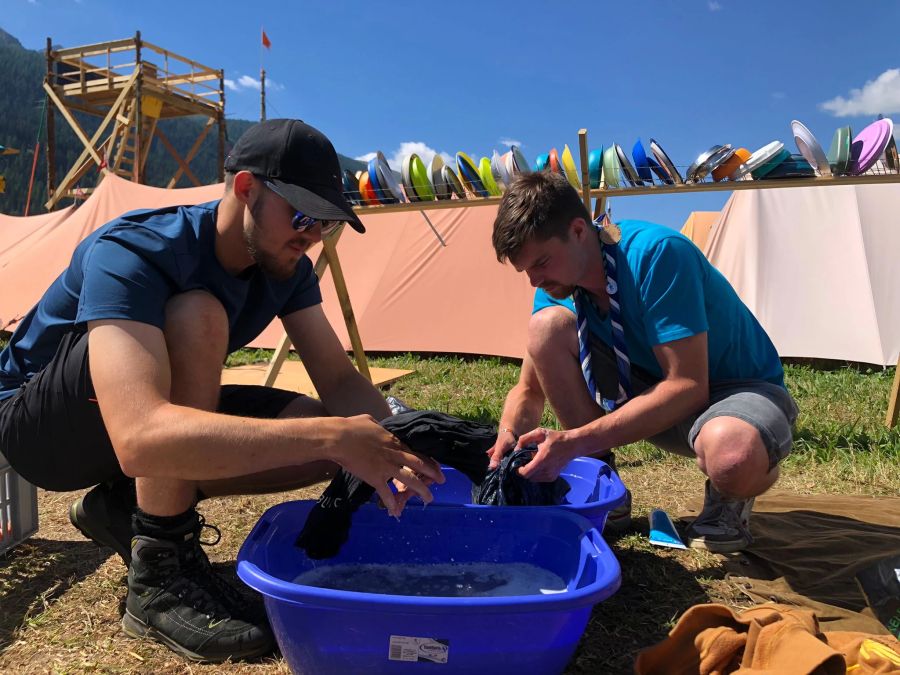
left=492, top=171, right=591, bottom=262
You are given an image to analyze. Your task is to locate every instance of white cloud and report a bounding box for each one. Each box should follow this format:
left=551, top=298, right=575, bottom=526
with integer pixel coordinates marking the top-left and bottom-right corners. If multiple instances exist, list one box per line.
left=771, top=91, right=786, bottom=100
left=224, top=74, right=285, bottom=94
left=708, top=1, right=721, bottom=10
left=499, top=137, right=523, bottom=149
left=238, top=75, right=262, bottom=91
left=820, top=68, right=900, bottom=117
left=356, top=142, right=453, bottom=172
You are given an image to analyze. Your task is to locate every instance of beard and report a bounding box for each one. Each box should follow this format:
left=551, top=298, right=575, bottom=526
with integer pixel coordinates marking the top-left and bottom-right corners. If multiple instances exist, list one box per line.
left=243, top=225, right=299, bottom=282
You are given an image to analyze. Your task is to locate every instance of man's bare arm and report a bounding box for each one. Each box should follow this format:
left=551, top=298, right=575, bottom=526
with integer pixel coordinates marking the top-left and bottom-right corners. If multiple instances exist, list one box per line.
left=516, top=332, right=710, bottom=480
left=282, top=304, right=391, bottom=420
left=88, top=319, right=440, bottom=511
left=487, top=355, right=547, bottom=467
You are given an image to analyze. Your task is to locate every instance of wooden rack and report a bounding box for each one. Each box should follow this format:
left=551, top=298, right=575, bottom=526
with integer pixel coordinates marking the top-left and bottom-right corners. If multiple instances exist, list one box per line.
left=342, top=129, right=900, bottom=428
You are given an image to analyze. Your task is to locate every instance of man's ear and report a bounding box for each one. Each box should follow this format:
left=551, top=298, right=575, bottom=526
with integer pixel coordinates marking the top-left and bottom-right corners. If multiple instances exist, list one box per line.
left=230, top=171, right=257, bottom=205
left=570, top=216, right=590, bottom=242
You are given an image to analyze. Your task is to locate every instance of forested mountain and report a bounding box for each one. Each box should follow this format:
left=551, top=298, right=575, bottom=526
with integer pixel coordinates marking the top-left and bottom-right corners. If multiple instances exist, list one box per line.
left=0, top=27, right=364, bottom=216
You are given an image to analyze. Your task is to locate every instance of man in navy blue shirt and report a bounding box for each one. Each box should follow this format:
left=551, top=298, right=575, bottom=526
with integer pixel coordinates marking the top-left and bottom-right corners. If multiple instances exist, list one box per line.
left=0, top=119, right=442, bottom=662
left=488, top=172, right=797, bottom=553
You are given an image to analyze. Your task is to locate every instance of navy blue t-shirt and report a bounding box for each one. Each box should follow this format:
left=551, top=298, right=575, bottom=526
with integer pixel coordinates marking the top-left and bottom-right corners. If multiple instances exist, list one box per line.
left=0, top=200, right=321, bottom=400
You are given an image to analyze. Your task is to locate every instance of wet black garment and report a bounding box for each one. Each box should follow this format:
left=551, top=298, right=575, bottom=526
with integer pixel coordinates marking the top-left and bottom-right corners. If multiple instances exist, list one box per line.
left=295, top=411, right=494, bottom=559
left=295, top=410, right=570, bottom=559
left=473, top=446, right=570, bottom=506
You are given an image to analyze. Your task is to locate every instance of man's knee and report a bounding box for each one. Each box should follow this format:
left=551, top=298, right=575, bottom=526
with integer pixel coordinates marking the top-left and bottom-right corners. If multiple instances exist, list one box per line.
left=527, top=306, right=577, bottom=365
left=164, top=291, right=228, bottom=350
left=277, top=394, right=329, bottom=419
left=694, top=416, right=776, bottom=499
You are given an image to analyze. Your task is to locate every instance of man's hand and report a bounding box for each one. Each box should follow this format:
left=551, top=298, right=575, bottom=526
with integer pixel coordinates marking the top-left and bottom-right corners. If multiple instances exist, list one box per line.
left=487, top=428, right=519, bottom=470
left=513, top=427, right=578, bottom=482
left=332, top=415, right=444, bottom=517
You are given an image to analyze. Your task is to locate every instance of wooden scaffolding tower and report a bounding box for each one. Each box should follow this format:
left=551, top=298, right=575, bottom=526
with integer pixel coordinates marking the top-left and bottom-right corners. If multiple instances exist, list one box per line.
left=43, top=32, right=226, bottom=209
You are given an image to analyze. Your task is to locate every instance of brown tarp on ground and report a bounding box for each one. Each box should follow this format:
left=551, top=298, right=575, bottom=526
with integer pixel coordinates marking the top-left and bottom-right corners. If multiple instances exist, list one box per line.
left=704, top=184, right=900, bottom=365
left=0, top=174, right=535, bottom=357
left=683, top=491, right=900, bottom=635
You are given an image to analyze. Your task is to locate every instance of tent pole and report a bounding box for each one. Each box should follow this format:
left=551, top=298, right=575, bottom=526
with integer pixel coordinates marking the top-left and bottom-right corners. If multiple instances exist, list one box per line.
left=886, top=355, right=900, bottom=428
left=323, top=231, right=371, bottom=381
left=260, top=245, right=333, bottom=388
left=259, top=225, right=371, bottom=387
left=578, top=128, right=591, bottom=212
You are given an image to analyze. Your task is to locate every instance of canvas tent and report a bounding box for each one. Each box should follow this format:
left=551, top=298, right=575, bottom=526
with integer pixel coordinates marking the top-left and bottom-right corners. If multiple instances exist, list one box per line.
left=680, top=211, right=720, bottom=252
left=0, top=174, right=535, bottom=356
left=0, top=206, right=75, bottom=270
left=0, top=176, right=217, bottom=331
left=703, top=183, right=900, bottom=366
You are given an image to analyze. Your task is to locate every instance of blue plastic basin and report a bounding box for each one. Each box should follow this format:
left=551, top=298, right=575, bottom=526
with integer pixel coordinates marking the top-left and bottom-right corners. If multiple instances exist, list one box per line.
left=238, top=500, right=621, bottom=675
left=406, top=457, right=627, bottom=532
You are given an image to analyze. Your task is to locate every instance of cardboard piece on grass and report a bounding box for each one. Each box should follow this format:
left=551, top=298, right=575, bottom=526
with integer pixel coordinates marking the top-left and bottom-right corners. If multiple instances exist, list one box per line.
left=649, top=509, right=687, bottom=549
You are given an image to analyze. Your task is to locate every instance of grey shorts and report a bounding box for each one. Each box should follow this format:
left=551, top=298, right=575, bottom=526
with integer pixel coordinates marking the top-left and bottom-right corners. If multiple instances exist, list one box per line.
left=590, top=338, right=799, bottom=469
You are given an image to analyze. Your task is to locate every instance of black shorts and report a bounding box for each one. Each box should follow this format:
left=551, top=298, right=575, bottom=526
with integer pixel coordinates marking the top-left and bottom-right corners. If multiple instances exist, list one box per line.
left=0, top=330, right=303, bottom=491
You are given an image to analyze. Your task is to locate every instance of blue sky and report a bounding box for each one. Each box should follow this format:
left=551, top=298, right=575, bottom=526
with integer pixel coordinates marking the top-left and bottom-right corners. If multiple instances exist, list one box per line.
left=6, top=0, right=900, bottom=227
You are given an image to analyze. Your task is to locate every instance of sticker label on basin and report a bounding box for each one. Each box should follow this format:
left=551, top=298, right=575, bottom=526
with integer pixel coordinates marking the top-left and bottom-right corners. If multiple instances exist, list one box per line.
left=388, top=635, right=449, bottom=663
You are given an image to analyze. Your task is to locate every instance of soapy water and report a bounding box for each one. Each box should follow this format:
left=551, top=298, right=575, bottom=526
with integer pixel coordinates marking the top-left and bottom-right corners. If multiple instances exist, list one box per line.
left=294, top=562, right=568, bottom=597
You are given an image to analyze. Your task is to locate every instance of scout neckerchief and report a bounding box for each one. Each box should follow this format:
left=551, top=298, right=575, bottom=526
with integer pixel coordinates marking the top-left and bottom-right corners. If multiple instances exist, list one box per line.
left=573, top=213, right=632, bottom=412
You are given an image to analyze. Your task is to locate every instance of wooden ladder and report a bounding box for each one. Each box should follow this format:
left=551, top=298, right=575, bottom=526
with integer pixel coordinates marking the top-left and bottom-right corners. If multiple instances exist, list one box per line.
left=110, top=101, right=158, bottom=180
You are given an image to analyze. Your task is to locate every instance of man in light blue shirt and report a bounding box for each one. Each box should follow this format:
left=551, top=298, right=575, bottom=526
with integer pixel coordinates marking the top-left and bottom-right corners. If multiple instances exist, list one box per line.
left=489, top=172, right=798, bottom=553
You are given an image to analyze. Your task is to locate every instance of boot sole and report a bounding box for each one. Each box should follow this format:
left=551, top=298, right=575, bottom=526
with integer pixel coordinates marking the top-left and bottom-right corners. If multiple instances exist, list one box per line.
left=68, top=499, right=132, bottom=565
left=121, top=611, right=273, bottom=663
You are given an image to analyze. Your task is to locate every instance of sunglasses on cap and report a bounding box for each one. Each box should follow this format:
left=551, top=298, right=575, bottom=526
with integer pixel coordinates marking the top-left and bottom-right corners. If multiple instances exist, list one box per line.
left=261, top=179, right=343, bottom=236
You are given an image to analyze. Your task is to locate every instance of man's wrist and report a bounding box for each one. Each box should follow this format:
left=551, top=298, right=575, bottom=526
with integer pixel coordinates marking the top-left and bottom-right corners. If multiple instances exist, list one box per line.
left=499, top=426, right=519, bottom=440
left=568, top=424, right=602, bottom=457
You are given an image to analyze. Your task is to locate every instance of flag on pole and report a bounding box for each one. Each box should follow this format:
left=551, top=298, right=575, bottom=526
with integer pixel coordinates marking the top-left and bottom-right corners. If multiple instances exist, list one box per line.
left=262, top=30, right=271, bottom=49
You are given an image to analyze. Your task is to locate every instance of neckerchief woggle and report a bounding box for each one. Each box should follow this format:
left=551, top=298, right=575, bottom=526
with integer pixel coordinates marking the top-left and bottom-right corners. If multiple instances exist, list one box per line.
left=573, top=214, right=632, bottom=412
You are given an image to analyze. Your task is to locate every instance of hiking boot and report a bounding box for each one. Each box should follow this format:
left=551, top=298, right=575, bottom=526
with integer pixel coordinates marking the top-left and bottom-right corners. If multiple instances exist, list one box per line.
left=686, top=479, right=754, bottom=553
left=601, top=452, right=633, bottom=535
left=69, top=479, right=136, bottom=565
left=180, top=515, right=267, bottom=624
left=122, top=525, right=273, bottom=662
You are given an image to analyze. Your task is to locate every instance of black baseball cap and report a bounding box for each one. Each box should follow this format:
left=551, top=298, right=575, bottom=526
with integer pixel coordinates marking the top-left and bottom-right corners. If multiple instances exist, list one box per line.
left=224, top=119, right=365, bottom=233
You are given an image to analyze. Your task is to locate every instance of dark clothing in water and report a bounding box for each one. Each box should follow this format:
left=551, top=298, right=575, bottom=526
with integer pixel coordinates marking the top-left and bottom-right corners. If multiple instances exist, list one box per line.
left=295, top=410, right=569, bottom=559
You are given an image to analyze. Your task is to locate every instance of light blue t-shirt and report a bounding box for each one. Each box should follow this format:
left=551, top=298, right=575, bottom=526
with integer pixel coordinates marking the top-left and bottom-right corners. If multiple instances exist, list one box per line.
left=533, top=219, right=784, bottom=387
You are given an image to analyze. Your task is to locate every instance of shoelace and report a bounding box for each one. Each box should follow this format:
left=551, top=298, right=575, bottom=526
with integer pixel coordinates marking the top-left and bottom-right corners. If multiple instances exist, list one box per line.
left=182, top=517, right=246, bottom=614
left=169, top=573, right=232, bottom=621
left=692, top=500, right=749, bottom=536
left=197, top=515, right=222, bottom=546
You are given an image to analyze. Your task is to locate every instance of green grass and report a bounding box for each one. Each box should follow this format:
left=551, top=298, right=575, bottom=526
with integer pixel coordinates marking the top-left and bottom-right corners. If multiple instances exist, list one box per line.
left=4, top=334, right=896, bottom=489
left=225, top=349, right=900, bottom=494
